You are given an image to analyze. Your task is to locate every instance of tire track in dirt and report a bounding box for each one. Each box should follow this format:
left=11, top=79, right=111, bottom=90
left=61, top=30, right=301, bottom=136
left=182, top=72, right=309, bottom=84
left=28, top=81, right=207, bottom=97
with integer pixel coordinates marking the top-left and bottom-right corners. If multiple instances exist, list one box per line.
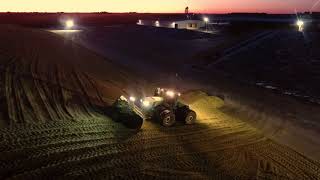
left=5, top=65, right=19, bottom=125
left=1, top=33, right=320, bottom=179
left=0, top=118, right=250, bottom=151
left=255, top=141, right=320, bottom=179
left=1, top=113, right=319, bottom=179
left=0, top=119, right=260, bottom=160
left=0, top=107, right=270, bottom=179
left=6, top=56, right=107, bottom=124
left=1, top=124, right=261, bottom=167
left=6, top=126, right=264, bottom=179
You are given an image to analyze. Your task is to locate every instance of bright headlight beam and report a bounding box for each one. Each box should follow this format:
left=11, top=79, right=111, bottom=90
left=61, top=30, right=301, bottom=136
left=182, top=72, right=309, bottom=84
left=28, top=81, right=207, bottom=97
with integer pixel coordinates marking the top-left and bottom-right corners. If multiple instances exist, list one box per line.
left=142, top=100, right=150, bottom=107
left=166, top=91, right=175, bottom=98
left=120, top=96, right=128, bottom=102
left=129, top=96, right=136, bottom=102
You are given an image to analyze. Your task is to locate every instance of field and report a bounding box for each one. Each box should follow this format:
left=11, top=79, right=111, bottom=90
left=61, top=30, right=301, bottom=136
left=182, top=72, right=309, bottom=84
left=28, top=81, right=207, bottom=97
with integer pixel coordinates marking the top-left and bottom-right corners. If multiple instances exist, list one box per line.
left=0, top=17, right=320, bottom=179
left=210, top=30, right=320, bottom=104
left=1, top=91, right=319, bottom=179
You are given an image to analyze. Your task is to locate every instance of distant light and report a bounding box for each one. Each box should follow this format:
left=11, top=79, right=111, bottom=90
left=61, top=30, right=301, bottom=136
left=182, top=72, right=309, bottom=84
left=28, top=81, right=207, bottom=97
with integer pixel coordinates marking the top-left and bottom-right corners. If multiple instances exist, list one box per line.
left=129, top=96, right=136, bottom=102
left=172, top=22, right=176, bottom=28
left=155, top=20, right=160, bottom=27
left=297, top=20, right=304, bottom=26
left=137, top=19, right=142, bottom=25
left=177, top=93, right=181, bottom=97
left=296, top=20, right=304, bottom=31
left=166, top=91, right=175, bottom=98
left=65, top=20, right=74, bottom=29
left=204, top=17, right=209, bottom=23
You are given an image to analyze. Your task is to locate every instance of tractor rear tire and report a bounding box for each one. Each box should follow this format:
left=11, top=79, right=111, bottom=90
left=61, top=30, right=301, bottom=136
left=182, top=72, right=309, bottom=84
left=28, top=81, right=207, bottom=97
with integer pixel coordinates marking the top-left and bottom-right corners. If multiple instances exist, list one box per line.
left=160, top=110, right=176, bottom=127
left=184, top=110, right=196, bottom=125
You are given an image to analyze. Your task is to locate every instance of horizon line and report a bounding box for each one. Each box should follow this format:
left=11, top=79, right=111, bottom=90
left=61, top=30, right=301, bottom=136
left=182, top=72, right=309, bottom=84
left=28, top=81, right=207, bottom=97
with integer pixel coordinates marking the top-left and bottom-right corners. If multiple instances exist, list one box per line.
left=0, top=11, right=318, bottom=15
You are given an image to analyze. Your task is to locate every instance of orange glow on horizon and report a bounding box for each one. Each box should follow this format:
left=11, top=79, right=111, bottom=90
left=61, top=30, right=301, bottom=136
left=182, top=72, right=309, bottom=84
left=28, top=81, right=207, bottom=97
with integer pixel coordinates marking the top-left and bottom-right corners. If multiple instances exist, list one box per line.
left=0, top=0, right=319, bottom=14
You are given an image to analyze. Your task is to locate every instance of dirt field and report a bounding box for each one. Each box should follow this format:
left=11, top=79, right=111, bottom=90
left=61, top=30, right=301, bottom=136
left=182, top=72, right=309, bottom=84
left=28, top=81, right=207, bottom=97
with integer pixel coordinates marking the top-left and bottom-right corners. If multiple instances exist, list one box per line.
left=0, top=25, right=320, bottom=179
left=1, top=91, right=320, bottom=179
left=210, top=30, right=320, bottom=104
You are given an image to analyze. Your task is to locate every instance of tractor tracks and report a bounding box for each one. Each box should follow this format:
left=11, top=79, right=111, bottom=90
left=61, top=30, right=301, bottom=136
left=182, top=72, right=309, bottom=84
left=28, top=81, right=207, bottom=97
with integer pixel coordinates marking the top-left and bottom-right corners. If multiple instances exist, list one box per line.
left=0, top=48, right=319, bottom=179
left=1, top=116, right=319, bottom=179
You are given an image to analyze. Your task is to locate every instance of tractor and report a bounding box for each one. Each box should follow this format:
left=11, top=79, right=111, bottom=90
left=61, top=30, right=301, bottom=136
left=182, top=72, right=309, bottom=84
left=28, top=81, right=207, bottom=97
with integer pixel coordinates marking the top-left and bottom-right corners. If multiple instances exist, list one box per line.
left=111, top=88, right=196, bottom=129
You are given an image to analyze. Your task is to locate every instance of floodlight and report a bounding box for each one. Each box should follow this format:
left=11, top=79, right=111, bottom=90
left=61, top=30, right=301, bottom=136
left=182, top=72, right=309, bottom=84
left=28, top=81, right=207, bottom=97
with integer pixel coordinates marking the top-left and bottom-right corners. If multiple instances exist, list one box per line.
left=297, top=20, right=304, bottom=27
left=65, top=20, right=74, bottom=29
left=296, top=20, right=304, bottom=32
left=142, top=100, right=150, bottom=107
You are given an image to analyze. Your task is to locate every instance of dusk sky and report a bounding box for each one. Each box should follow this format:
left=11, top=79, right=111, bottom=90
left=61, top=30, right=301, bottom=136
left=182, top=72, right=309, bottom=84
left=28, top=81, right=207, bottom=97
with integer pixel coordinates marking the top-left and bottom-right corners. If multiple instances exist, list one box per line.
left=1, top=0, right=320, bottom=14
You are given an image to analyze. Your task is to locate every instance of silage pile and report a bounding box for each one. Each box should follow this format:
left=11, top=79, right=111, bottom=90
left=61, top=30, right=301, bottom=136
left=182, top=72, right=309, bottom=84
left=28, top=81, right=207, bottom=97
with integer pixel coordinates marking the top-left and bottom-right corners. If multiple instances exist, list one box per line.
left=0, top=25, right=139, bottom=127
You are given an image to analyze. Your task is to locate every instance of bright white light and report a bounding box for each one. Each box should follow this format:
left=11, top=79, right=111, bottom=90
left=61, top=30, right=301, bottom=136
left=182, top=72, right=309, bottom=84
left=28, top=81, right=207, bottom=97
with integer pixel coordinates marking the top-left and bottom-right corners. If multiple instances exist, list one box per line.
left=297, top=20, right=304, bottom=26
left=129, top=96, right=136, bottom=102
left=155, top=21, right=160, bottom=27
left=65, top=20, right=74, bottom=29
left=142, top=100, right=150, bottom=107
left=204, top=17, right=209, bottom=23
left=120, top=96, right=128, bottom=102
left=177, top=93, right=181, bottom=97
left=166, top=91, right=175, bottom=98
left=137, top=19, right=142, bottom=25
left=172, top=22, right=176, bottom=28
left=296, top=20, right=304, bottom=32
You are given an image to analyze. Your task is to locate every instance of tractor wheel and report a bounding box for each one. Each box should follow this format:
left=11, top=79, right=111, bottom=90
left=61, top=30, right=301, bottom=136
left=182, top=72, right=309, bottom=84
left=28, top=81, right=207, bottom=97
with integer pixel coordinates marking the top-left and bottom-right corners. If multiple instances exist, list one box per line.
left=184, top=110, right=196, bottom=125
left=160, top=110, right=176, bottom=127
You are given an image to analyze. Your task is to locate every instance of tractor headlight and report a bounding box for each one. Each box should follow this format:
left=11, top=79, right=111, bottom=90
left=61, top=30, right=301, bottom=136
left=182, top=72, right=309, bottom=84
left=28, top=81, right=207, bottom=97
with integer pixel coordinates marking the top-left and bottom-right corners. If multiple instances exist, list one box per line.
left=129, top=96, right=136, bottom=102
left=142, top=100, right=150, bottom=107
left=166, top=90, right=175, bottom=98
left=120, top=96, right=128, bottom=101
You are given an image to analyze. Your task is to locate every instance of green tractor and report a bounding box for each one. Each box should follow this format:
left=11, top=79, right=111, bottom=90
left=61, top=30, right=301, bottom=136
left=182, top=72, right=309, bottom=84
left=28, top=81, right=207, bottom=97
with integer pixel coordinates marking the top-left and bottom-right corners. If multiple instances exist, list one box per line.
left=111, top=88, right=196, bottom=129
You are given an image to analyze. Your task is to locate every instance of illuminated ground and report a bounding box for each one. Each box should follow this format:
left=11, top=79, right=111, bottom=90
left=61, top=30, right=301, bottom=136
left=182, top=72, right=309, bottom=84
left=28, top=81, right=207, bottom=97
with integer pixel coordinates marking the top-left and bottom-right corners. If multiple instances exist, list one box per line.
left=1, top=91, right=319, bottom=179
left=0, top=25, right=320, bottom=179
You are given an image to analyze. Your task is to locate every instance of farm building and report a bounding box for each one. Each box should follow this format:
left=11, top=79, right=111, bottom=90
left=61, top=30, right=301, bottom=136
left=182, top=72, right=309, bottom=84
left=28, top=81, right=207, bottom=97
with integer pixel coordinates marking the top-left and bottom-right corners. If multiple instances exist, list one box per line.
left=137, top=19, right=206, bottom=30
